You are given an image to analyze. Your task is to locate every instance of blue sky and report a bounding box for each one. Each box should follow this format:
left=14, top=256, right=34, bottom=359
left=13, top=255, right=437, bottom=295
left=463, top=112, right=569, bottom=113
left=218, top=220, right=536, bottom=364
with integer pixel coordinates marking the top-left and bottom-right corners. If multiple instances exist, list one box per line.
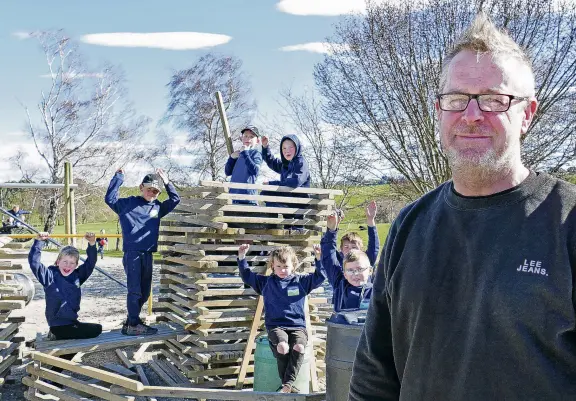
left=0, top=0, right=385, bottom=181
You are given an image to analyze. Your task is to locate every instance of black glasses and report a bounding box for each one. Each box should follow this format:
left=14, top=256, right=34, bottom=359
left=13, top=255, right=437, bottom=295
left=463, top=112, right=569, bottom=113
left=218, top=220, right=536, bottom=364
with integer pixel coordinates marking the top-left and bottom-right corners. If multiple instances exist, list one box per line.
left=437, top=93, right=530, bottom=112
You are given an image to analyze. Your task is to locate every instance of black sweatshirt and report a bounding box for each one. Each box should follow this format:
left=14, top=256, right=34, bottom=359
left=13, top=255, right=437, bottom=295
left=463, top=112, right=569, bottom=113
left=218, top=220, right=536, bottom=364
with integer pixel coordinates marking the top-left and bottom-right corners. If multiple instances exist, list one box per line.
left=349, top=172, right=576, bottom=401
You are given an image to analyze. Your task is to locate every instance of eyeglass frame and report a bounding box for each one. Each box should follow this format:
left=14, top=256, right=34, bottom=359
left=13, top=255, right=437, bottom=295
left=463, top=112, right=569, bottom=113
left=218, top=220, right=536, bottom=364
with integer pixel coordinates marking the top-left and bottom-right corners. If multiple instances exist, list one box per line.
left=344, top=265, right=370, bottom=275
left=436, top=93, right=531, bottom=112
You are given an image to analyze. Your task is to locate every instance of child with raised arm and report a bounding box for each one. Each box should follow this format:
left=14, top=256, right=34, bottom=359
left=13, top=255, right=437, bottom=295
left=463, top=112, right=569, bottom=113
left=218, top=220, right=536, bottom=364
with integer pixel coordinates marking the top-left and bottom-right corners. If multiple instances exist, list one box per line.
left=28, top=232, right=102, bottom=340
left=237, top=244, right=325, bottom=393
left=105, top=168, right=180, bottom=336
left=224, top=126, right=262, bottom=205
left=321, top=201, right=379, bottom=311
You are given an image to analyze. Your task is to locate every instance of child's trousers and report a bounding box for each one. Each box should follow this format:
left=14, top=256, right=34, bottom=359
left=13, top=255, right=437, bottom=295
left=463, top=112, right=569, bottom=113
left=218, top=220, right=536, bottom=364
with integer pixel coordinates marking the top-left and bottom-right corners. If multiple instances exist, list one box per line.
left=50, top=321, right=102, bottom=340
left=123, top=251, right=153, bottom=326
left=267, top=327, right=308, bottom=388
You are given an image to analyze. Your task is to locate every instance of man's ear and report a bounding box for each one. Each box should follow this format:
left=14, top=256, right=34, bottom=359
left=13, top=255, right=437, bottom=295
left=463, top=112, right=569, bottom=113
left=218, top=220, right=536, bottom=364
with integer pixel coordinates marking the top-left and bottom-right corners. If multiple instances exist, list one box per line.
left=521, top=98, right=539, bottom=136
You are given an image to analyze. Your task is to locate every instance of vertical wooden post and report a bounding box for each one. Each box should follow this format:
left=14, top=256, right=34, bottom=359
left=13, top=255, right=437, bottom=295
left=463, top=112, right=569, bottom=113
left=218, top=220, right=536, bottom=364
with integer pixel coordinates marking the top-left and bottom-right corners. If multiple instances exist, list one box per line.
left=68, top=162, right=77, bottom=247
left=215, top=91, right=233, bottom=156
left=63, top=162, right=71, bottom=245
left=147, top=281, right=153, bottom=316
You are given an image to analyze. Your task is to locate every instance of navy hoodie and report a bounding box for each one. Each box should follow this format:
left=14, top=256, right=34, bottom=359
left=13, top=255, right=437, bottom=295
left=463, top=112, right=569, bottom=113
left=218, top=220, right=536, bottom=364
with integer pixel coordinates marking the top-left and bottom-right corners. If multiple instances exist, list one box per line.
left=224, top=148, right=262, bottom=205
left=28, top=240, right=97, bottom=327
left=262, top=134, right=310, bottom=188
left=237, top=257, right=325, bottom=329
left=105, top=172, right=180, bottom=252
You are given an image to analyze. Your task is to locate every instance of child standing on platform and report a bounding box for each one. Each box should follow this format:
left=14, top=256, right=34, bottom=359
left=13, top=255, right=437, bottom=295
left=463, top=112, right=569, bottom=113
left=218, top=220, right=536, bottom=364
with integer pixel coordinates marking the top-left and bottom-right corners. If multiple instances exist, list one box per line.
left=105, top=168, right=180, bottom=336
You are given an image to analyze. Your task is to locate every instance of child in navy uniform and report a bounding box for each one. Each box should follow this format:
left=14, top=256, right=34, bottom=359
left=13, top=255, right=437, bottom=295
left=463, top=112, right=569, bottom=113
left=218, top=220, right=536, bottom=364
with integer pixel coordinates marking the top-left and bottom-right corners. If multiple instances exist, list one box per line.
left=105, top=168, right=180, bottom=336
left=237, top=244, right=325, bottom=393
left=224, top=126, right=262, bottom=205
left=29, top=232, right=102, bottom=340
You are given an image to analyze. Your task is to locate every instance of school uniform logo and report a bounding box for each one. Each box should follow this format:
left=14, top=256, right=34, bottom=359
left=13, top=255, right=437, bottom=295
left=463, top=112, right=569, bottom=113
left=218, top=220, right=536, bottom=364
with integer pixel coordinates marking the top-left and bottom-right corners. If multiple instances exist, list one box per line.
left=517, top=259, right=548, bottom=276
left=75, top=279, right=80, bottom=288
left=287, top=286, right=300, bottom=296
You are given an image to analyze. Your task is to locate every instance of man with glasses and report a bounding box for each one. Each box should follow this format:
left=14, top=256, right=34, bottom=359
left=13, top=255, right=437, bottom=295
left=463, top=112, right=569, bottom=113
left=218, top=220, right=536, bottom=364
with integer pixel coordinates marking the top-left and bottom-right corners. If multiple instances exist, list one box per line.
left=105, top=168, right=180, bottom=336
left=349, top=13, right=576, bottom=401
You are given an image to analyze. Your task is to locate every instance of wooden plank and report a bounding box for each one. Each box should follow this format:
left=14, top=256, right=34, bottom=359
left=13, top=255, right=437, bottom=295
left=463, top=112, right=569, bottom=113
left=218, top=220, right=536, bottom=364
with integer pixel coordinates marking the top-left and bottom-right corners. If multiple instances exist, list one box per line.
left=196, top=192, right=334, bottom=205
left=31, top=352, right=144, bottom=391
left=134, top=365, right=158, bottom=401
left=304, top=296, right=319, bottom=393
left=0, top=300, right=25, bottom=310
left=163, top=214, right=227, bottom=230
left=34, top=324, right=186, bottom=356
left=156, top=358, right=191, bottom=386
left=200, top=180, right=343, bottom=195
left=25, top=365, right=134, bottom=401
left=22, top=376, right=89, bottom=401
left=111, top=384, right=326, bottom=399
left=0, top=323, right=19, bottom=341
left=148, top=360, right=178, bottom=386
left=101, top=363, right=137, bottom=378
left=115, top=349, right=134, bottom=370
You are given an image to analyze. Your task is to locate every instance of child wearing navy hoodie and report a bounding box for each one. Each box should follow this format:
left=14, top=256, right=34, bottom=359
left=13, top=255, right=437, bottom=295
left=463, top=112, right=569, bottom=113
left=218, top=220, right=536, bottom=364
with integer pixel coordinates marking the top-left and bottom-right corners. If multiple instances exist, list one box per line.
left=105, top=168, right=180, bottom=336
left=237, top=244, right=325, bottom=393
left=28, top=232, right=102, bottom=340
left=261, top=134, right=310, bottom=230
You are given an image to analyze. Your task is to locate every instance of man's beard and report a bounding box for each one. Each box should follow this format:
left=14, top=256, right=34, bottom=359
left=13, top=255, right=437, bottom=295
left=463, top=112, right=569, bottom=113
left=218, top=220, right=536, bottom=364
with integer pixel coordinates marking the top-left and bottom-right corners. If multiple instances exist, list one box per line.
left=443, top=127, right=514, bottom=186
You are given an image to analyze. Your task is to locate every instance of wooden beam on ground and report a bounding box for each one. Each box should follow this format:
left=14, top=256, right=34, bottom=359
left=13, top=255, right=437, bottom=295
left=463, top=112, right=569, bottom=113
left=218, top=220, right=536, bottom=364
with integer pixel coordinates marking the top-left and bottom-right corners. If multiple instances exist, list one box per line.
left=115, top=349, right=134, bottom=370
left=30, top=352, right=144, bottom=391
left=110, top=385, right=326, bottom=400
left=305, top=296, right=319, bottom=393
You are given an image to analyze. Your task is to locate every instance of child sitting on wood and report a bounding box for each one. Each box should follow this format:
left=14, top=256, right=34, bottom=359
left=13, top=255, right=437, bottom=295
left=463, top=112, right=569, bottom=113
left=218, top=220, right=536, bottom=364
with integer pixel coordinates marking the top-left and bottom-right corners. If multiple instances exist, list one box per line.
left=28, top=232, right=102, bottom=340
left=237, top=243, right=325, bottom=393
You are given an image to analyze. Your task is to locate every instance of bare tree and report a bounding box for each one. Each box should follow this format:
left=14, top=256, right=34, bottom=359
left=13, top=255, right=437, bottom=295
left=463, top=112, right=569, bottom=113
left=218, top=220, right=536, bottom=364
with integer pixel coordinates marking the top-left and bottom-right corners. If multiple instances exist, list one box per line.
left=276, top=87, right=382, bottom=189
left=162, top=54, right=256, bottom=181
left=21, top=30, right=150, bottom=231
left=315, top=0, right=576, bottom=198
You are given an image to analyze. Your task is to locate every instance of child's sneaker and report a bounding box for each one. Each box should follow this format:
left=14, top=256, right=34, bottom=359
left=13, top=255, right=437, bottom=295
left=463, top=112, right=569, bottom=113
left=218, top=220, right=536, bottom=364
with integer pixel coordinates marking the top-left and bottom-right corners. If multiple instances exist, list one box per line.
left=46, top=331, right=57, bottom=341
left=123, top=323, right=158, bottom=336
left=121, top=321, right=129, bottom=335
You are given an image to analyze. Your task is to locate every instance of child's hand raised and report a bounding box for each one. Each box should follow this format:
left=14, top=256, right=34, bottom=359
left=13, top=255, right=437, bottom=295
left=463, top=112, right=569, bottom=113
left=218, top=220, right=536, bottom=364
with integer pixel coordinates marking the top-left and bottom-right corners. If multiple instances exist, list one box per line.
left=327, top=210, right=344, bottom=231
left=238, top=243, right=251, bottom=260
left=261, top=136, right=269, bottom=148
left=156, top=168, right=169, bottom=184
left=313, top=244, right=321, bottom=261
left=366, top=200, right=377, bottom=227
left=37, top=232, right=50, bottom=241
left=85, top=232, right=96, bottom=246
left=231, top=150, right=240, bottom=159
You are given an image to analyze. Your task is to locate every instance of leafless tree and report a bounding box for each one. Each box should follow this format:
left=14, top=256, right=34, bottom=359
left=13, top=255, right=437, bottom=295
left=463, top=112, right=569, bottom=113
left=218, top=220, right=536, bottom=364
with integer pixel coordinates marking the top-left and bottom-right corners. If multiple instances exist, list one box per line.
left=162, top=54, right=256, bottom=181
left=276, top=87, right=382, bottom=189
left=315, top=0, right=576, bottom=198
left=20, top=30, right=150, bottom=231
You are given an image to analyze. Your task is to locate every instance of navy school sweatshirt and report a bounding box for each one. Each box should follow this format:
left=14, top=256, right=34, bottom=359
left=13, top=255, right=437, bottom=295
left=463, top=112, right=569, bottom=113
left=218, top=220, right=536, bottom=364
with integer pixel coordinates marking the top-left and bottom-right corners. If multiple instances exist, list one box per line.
left=104, top=172, right=180, bottom=252
left=237, top=257, right=326, bottom=329
left=224, top=148, right=262, bottom=205
left=349, top=172, right=576, bottom=401
left=28, top=240, right=97, bottom=327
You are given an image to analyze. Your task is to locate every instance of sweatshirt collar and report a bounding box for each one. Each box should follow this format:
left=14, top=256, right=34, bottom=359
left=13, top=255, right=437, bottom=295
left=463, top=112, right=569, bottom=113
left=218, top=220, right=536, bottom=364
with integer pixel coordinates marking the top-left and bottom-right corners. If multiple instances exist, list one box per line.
left=443, top=170, right=546, bottom=211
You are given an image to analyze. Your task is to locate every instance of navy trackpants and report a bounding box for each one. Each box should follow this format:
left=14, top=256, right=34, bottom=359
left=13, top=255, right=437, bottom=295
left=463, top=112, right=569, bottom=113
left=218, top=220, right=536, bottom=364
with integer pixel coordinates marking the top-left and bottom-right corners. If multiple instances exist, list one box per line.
left=123, top=251, right=153, bottom=326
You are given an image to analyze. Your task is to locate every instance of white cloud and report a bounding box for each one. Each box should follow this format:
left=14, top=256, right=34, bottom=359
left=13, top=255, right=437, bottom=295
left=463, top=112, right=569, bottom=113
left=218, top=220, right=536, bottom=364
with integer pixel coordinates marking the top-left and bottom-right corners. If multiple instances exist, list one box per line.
left=80, top=32, right=232, bottom=50
left=276, top=0, right=384, bottom=16
left=11, top=31, right=33, bottom=40
left=279, top=42, right=349, bottom=54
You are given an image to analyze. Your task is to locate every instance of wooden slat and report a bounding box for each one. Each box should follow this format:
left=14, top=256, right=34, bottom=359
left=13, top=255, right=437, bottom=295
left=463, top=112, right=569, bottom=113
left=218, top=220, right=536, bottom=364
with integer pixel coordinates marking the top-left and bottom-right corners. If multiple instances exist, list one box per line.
left=25, top=365, right=134, bottom=401
left=34, top=324, right=186, bottom=356
left=200, top=180, right=343, bottom=195
left=31, top=352, right=144, bottom=392
left=110, top=384, right=326, bottom=400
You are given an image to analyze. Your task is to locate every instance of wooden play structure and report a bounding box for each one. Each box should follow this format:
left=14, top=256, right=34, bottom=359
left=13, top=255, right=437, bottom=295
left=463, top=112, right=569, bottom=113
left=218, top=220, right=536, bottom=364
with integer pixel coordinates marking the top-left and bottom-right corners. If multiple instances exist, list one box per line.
left=14, top=181, right=341, bottom=400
